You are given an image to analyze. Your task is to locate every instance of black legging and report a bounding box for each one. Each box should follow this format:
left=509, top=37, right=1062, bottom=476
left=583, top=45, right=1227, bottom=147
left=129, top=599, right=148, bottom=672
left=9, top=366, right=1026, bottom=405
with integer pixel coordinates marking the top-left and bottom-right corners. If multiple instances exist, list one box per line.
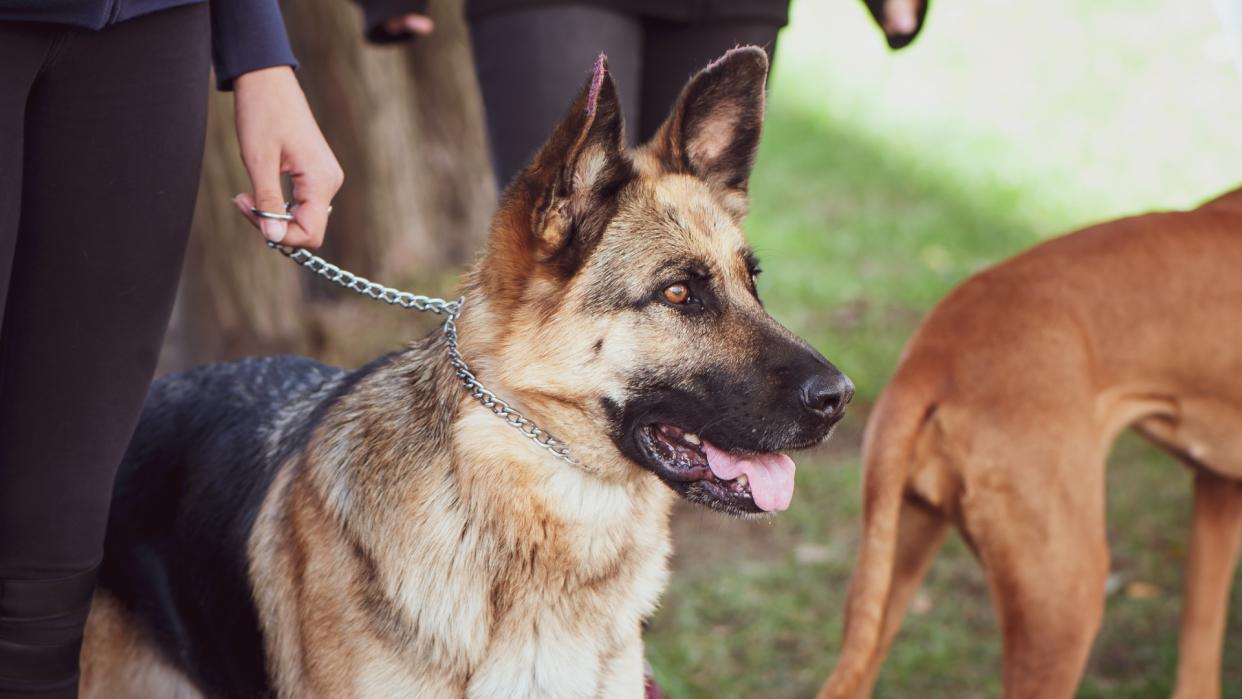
left=0, top=6, right=209, bottom=696
left=469, top=4, right=781, bottom=187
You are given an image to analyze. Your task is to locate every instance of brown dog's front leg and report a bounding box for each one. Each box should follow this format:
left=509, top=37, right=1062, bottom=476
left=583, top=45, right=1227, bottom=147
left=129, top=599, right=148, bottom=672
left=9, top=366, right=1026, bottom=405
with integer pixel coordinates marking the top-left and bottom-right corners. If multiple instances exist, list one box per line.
left=1173, top=470, right=1242, bottom=699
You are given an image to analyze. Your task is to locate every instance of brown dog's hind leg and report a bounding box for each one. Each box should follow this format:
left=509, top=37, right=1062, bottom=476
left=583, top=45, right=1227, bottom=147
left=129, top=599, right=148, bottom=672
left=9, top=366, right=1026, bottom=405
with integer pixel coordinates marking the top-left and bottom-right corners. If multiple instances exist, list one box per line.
left=846, top=499, right=949, bottom=699
left=962, top=453, right=1110, bottom=699
left=1172, top=470, right=1242, bottom=699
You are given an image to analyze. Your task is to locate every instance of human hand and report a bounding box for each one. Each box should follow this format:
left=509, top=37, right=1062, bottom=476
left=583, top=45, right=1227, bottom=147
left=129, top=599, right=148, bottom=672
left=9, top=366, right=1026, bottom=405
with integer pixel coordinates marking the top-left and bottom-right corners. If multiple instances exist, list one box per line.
left=231, top=66, right=343, bottom=249
left=382, top=13, right=434, bottom=38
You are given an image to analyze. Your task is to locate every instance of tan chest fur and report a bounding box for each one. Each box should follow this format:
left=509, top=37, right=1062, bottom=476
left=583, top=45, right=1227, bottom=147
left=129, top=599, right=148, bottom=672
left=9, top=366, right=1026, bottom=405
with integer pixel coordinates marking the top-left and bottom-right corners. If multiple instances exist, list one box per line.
left=249, top=395, right=674, bottom=699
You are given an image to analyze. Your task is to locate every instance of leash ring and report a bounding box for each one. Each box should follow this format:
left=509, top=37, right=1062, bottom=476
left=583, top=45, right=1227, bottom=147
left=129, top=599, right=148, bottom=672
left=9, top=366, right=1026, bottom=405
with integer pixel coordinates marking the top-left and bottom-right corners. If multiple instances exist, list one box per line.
left=251, top=207, right=295, bottom=222
left=251, top=203, right=334, bottom=221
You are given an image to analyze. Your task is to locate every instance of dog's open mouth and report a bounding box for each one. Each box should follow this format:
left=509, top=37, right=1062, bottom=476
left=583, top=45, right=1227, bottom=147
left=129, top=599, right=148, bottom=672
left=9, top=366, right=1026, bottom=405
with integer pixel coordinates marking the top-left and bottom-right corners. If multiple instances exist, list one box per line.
left=638, top=424, right=796, bottom=514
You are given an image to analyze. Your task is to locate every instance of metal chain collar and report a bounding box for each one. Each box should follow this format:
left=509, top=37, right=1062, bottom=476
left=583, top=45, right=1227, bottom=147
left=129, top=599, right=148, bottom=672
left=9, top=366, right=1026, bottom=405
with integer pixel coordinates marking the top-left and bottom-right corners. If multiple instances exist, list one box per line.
left=268, top=241, right=579, bottom=464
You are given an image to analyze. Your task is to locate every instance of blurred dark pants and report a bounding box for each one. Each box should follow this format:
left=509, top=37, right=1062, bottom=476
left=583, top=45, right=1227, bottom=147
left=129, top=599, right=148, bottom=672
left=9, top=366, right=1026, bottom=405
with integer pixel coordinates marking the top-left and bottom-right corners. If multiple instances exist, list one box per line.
left=0, top=5, right=209, bottom=696
left=470, top=4, right=781, bottom=187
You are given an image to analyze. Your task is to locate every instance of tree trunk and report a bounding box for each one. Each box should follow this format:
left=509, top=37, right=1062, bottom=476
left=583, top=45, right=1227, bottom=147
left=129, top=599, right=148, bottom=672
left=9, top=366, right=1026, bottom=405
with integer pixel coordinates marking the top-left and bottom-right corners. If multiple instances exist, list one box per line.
left=160, top=0, right=492, bottom=373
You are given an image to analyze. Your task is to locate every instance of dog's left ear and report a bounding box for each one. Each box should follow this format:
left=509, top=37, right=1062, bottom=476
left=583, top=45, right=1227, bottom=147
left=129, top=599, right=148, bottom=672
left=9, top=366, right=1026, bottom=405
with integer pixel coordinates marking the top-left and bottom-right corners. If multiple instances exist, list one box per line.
left=650, top=46, right=769, bottom=218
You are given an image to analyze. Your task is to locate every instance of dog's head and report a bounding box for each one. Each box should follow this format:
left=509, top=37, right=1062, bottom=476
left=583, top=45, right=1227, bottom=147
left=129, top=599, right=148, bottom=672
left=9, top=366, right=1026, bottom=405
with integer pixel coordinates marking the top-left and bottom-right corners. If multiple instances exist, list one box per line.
left=462, top=48, right=851, bottom=516
left=862, top=0, right=930, bottom=49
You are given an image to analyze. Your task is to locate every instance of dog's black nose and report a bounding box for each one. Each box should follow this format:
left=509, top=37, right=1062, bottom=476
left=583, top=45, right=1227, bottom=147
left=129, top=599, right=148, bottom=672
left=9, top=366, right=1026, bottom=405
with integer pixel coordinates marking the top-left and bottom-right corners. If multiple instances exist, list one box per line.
left=800, top=371, right=854, bottom=421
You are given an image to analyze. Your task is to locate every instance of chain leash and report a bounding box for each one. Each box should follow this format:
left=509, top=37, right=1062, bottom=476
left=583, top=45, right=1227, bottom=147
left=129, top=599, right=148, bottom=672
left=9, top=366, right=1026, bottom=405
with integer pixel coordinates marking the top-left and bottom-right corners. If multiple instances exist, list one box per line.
left=267, top=241, right=579, bottom=465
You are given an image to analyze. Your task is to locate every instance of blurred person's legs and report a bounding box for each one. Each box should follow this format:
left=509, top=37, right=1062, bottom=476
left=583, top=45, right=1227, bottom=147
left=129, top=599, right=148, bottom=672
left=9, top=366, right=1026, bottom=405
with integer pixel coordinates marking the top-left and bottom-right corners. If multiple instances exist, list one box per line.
left=469, top=5, right=643, bottom=186
left=638, top=20, right=781, bottom=141
left=0, top=6, right=209, bottom=697
left=469, top=6, right=782, bottom=187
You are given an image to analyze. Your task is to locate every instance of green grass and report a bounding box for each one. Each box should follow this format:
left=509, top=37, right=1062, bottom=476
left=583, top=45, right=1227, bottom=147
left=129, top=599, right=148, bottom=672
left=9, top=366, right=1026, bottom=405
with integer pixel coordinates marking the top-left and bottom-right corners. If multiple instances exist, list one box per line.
left=644, top=0, right=1242, bottom=696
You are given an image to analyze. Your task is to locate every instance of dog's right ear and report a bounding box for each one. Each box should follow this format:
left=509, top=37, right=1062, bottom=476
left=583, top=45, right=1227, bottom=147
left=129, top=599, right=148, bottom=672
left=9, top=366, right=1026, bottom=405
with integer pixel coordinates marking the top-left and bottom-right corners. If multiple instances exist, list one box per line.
left=501, top=54, right=630, bottom=280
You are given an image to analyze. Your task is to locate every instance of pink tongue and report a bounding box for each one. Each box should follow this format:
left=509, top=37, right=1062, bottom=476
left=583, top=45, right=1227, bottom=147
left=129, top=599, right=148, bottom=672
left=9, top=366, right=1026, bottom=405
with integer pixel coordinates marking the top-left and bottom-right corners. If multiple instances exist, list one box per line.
left=701, top=441, right=796, bottom=512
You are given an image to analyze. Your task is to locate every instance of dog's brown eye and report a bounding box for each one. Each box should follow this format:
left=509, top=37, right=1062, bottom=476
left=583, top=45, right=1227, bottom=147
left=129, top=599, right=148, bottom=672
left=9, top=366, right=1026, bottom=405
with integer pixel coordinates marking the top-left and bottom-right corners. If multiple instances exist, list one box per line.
left=663, top=283, right=690, bottom=305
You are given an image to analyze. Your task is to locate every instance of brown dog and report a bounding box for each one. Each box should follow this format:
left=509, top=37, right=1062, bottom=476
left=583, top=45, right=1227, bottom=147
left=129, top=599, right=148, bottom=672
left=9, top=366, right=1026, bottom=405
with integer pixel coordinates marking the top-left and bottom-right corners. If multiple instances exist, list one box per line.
left=818, top=187, right=1242, bottom=699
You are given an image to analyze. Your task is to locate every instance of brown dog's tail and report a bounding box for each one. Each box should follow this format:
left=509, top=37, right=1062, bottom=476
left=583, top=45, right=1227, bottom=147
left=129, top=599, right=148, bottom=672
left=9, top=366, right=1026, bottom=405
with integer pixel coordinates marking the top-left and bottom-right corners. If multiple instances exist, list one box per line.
left=817, top=365, right=938, bottom=699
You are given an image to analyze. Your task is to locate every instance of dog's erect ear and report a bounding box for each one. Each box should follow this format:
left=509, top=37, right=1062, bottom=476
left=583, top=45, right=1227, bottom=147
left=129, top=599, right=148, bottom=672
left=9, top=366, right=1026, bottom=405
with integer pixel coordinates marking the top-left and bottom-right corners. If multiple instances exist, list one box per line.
left=864, top=0, right=929, bottom=50
left=513, top=54, right=630, bottom=276
left=650, top=46, right=768, bottom=217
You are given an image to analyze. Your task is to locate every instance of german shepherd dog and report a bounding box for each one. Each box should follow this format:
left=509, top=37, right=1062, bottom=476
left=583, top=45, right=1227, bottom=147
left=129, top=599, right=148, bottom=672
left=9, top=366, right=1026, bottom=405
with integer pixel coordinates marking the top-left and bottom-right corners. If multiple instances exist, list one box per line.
left=80, top=47, right=852, bottom=698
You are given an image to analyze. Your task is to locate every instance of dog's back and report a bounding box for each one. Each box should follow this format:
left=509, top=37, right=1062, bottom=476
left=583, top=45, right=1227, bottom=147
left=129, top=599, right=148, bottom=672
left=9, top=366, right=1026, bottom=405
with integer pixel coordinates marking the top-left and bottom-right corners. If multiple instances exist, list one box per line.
left=91, top=357, right=347, bottom=698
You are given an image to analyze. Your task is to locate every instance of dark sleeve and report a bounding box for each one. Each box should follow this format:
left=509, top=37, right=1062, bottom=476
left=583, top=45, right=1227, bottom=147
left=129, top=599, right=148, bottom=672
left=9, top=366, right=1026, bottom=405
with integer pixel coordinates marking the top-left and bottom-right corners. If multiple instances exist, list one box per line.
left=355, top=0, right=430, bottom=44
left=210, top=0, right=299, bottom=91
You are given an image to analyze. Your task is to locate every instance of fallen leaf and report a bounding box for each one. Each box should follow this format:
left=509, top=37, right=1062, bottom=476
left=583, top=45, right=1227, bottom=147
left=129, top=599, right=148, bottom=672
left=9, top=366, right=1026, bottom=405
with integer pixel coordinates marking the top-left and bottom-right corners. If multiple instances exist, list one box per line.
left=1125, top=581, right=1161, bottom=600
left=795, top=544, right=833, bottom=565
left=910, top=589, right=934, bottom=616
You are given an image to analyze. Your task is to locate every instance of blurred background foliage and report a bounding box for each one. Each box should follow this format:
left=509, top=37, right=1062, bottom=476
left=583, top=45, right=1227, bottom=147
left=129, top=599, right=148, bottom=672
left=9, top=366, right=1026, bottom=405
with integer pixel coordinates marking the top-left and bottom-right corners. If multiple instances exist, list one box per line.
left=166, top=0, right=1242, bottom=696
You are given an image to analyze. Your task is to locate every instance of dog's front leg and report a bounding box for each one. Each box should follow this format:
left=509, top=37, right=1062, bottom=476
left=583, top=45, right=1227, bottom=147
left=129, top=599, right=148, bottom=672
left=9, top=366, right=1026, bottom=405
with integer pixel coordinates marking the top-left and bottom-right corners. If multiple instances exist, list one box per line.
left=595, top=634, right=646, bottom=699
left=467, top=630, right=616, bottom=699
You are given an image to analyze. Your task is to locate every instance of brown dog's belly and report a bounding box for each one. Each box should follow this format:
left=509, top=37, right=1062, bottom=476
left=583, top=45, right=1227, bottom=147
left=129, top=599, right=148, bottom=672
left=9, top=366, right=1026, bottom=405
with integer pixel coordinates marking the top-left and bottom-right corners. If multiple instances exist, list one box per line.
left=1135, top=395, right=1242, bottom=480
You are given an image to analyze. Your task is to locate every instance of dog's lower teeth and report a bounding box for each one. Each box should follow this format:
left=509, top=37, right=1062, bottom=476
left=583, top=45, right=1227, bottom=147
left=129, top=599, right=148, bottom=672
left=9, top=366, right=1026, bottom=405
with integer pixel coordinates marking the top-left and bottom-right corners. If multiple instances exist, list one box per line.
left=736, top=474, right=748, bottom=488
left=684, top=432, right=701, bottom=445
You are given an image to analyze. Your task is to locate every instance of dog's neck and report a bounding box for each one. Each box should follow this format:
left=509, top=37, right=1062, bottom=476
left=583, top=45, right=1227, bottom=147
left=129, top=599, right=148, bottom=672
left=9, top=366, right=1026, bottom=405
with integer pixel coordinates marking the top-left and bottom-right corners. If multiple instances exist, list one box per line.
left=283, top=334, right=673, bottom=691
left=451, top=402, right=674, bottom=548
left=303, top=326, right=674, bottom=592
left=452, top=290, right=640, bottom=477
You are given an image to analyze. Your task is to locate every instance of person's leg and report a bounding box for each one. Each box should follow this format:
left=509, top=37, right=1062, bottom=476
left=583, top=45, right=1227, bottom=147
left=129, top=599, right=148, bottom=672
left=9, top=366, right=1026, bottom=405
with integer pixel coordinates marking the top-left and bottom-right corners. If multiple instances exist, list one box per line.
left=0, top=24, right=67, bottom=696
left=469, top=5, right=643, bottom=187
left=0, top=23, right=51, bottom=330
left=0, top=6, right=209, bottom=696
left=638, top=20, right=782, bottom=142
